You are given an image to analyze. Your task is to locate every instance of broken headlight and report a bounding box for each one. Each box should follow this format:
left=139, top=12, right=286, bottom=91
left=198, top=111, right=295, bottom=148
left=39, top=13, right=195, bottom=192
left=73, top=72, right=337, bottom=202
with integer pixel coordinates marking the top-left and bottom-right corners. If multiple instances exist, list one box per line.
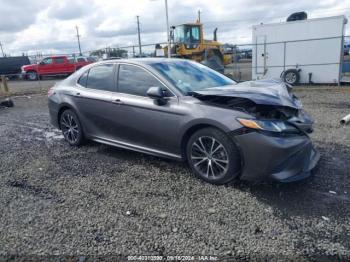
left=237, top=118, right=298, bottom=133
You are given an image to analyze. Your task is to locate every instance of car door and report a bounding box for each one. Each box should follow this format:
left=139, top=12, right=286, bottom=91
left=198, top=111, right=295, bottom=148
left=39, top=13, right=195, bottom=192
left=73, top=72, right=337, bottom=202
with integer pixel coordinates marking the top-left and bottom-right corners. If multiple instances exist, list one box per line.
left=38, top=57, right=54, bottom=75
left=53, top=57, right=66, bottom=75
left=108, top=63, right=183, bottom=155
left=72, top=63, right=119, bottom=140
left=76, top=57, right=87, bottom=70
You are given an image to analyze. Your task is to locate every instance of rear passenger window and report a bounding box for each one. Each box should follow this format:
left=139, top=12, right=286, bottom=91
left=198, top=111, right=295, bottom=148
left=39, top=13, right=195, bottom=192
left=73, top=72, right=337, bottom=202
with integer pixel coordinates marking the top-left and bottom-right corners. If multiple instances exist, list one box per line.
left=78, top=71, right=88, bottom=87
left=55, top=57, right=65, bottom=64
left=68, top=57, right=75, bottom=63
left=118, top=64, right=167, bottom=96
left=86, top=64, right=115, bottom=91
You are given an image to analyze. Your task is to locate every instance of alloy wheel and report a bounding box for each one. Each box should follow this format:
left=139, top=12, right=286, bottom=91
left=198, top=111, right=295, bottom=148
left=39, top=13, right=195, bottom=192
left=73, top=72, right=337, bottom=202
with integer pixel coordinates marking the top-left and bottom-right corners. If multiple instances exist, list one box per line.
left=61, top=113, right=80, bottom=144
left=190, top=136, right=229, bottom=179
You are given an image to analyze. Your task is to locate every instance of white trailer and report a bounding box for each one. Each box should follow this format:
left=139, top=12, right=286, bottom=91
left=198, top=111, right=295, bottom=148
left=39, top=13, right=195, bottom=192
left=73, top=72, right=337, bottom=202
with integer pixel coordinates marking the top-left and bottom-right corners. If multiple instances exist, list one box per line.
left=252, top=16, right=347, bottom=84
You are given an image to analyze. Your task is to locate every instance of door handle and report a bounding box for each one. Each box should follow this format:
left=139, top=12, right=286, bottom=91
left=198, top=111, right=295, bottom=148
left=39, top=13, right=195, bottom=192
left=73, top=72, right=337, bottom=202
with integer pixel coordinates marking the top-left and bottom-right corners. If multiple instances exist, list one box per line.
left=112, top=98, right=123, bottom=105
left=75, top=92, right=81, bottom=96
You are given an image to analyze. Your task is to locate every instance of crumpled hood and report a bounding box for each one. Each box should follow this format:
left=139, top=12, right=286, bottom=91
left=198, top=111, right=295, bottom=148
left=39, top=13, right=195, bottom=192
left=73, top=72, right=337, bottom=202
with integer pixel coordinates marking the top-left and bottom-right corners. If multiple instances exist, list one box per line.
left=193, top=79, right=302, bottom=109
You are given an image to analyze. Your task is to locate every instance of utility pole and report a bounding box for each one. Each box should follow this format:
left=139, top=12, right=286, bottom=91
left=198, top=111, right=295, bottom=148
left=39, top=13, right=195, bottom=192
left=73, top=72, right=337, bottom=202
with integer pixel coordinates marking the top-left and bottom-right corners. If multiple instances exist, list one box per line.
left=0, top=42, right=4, bottom=57
left=75, top=26, right=82, bottom=56
left=136, top=16, right=142, bottom=57
left=198, top=9, right=201, bottom=22
left=164, top=0, right=171, bottom=58
left=149, top=0, right=171, bottom=58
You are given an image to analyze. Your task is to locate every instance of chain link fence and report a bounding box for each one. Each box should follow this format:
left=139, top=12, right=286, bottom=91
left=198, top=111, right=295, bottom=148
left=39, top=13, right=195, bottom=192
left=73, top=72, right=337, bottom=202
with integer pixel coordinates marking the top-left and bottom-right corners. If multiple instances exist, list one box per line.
left=1, top=35, right=350, bottom=97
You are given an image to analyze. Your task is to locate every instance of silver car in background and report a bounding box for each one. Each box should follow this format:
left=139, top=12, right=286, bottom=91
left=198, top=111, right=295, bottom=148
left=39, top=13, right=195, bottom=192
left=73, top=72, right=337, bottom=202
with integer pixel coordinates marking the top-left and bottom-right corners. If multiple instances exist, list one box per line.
left=48, top=58, right=319, bottom=184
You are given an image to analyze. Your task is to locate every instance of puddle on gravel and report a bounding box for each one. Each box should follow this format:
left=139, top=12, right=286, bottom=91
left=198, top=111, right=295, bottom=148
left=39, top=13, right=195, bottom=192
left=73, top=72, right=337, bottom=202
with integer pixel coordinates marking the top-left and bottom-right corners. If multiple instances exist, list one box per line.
left=44, top=131, right=64, bottom=141
left=9, top=123, right=64, bottom=143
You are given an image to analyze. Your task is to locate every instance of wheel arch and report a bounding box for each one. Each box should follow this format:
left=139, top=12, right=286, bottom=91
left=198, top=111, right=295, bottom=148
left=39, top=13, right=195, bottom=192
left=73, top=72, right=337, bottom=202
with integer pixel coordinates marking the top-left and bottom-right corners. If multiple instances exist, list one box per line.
left=57, top=104, right=75, bottom=129
left=26, top=69, right=38, bottom=80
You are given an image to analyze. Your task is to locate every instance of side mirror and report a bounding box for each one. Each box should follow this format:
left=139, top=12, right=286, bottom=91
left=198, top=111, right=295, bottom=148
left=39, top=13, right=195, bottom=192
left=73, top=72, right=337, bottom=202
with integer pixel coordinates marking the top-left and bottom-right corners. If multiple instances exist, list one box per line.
left=39, top=61, right=45, bottom=65
left=147, top=86, right=167, bottom=105
left=147, top=86, right=164, bottom=99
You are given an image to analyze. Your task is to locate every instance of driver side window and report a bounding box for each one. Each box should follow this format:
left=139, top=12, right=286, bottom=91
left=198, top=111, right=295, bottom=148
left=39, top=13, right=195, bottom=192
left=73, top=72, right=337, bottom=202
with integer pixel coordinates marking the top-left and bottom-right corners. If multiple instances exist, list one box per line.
left=118, top=64, right=172, bottom=97
left=42, top=58, right=53, bottom=65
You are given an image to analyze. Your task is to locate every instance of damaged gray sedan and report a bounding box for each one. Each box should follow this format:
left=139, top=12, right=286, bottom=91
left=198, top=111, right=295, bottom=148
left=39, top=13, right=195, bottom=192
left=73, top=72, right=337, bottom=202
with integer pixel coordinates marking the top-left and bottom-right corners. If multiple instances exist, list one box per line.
left=48, top=58, right=319, bottom=184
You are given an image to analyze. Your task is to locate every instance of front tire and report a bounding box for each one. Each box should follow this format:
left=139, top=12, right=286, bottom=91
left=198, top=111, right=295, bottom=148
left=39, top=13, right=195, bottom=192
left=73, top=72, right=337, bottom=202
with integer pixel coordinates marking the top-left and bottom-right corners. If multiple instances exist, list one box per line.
left=186, top=128, right=241, bottom=185
left=60, top=109, right=85, bottom=146
left=27, top=71, right=38, bottom=81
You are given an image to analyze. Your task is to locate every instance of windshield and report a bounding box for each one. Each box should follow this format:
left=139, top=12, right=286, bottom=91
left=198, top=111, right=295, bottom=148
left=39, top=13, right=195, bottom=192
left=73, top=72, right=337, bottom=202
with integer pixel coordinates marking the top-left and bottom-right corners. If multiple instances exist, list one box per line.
left=150, top=60, right=236, bottom=94
left=174, top=25, right=200, bottom=44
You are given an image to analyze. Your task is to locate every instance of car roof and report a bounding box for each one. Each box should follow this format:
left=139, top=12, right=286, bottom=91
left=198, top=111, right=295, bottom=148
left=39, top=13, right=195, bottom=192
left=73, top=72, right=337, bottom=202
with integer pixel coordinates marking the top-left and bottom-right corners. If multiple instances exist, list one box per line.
left=96, top=57, right=191, bottom=66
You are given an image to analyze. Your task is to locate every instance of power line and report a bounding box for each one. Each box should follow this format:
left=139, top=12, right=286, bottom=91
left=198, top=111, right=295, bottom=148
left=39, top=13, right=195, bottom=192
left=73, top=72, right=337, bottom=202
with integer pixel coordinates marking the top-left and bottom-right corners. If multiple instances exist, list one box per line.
left=9, top=7, right=350, bottom=55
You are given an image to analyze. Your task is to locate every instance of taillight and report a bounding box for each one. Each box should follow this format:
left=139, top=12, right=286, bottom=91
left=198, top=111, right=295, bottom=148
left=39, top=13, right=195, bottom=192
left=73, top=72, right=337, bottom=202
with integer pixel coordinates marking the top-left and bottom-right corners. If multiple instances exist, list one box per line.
left=48, top=87, right=55, bottom=97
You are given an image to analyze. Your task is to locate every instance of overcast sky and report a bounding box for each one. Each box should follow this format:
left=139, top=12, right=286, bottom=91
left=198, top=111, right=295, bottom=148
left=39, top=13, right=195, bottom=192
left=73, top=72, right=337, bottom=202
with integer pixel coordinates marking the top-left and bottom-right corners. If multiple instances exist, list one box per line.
left=1, top=0, right=350, bottom=56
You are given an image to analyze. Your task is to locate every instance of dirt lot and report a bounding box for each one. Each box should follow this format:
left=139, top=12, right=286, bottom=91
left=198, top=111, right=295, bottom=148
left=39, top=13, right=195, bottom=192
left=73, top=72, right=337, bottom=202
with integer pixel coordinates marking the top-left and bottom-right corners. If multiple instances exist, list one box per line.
left=0, top=83, right=350, bottom=260
left=1, top=79, right=57, bottom=96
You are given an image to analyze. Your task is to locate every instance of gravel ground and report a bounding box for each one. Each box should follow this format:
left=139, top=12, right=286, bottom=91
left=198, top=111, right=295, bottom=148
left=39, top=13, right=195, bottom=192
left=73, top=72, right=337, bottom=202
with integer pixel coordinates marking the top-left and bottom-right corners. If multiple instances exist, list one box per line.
left=0, top=87, right=350, bottom=260
left=1, top=79, right=57, bottom=96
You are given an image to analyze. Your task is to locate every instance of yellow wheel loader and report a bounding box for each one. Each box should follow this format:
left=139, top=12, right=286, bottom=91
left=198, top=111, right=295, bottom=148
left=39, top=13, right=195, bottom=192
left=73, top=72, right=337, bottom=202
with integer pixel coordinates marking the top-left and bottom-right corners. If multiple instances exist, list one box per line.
left=158, top=21, right=233, bottom=73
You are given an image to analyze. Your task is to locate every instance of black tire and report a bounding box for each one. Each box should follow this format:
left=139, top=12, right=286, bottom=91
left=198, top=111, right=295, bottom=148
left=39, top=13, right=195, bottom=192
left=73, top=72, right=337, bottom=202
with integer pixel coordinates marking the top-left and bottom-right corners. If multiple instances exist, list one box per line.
left=283, top=69, right=300, bottom=85
left=60, top=109, right=85, bottom=146
left=27, top=71, right=38, bottom=81
left=186, top=127, right=241, bottom=185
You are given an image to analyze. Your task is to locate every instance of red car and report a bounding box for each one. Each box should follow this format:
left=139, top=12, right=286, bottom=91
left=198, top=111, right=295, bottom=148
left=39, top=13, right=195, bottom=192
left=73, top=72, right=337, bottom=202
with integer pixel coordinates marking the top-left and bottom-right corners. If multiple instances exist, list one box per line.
left=21, top=55, right=92, bottom=80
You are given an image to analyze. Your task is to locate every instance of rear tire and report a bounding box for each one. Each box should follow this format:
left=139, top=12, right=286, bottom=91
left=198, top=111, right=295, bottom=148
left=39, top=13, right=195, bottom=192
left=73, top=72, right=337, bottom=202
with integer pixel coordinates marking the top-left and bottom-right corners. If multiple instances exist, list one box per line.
left=60, top=109, right=85, bottom=146
left=283, top=69, right=300, bottom=85
left=186, top=127, right=241, bottom=185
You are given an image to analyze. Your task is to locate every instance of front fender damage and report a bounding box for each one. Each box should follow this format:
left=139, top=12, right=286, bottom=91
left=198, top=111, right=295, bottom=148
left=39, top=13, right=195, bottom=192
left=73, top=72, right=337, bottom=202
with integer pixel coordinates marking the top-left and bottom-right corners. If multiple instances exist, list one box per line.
left=192, top=80, right=313, bottom=133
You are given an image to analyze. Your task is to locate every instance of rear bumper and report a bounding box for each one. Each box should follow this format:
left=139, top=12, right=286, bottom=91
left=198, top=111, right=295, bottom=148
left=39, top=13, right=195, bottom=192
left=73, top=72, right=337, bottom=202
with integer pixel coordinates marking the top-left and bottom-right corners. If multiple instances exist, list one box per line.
left=48, top=99, right=60, bottom=129
left=233, top=131, right=320, bottom=182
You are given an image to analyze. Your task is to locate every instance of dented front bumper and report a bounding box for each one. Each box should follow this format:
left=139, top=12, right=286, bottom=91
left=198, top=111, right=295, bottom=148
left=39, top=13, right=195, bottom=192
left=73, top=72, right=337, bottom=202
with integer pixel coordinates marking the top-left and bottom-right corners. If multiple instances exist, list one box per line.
left=233, top=131, right=320, bottom=182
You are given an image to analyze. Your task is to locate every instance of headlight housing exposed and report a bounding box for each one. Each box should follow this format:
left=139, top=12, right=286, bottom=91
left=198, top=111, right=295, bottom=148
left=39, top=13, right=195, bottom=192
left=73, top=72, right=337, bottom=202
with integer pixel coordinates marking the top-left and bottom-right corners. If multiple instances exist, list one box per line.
left=237, top=118, right=299, bottom=133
